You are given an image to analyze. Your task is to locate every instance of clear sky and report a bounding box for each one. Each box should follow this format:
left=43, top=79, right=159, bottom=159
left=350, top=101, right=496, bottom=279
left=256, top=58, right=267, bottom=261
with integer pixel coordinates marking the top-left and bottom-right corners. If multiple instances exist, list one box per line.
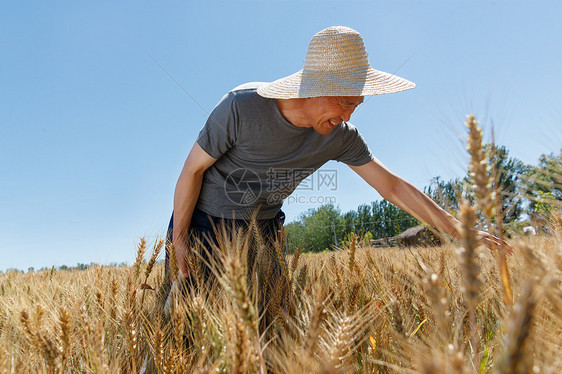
left=1, top=1, right=561, bottom=271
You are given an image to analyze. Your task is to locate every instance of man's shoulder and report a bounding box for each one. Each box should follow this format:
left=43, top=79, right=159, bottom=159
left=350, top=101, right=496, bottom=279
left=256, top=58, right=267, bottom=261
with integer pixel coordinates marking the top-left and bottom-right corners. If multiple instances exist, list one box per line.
left=216, top=82, right=266, bottom=104
left=230, top=82, right=266, bottom=93
left=212, top=82, right=269, bottom=113
left=222, top=82, right=272, bottom=112
left=225, top=82, right=267, bottom=102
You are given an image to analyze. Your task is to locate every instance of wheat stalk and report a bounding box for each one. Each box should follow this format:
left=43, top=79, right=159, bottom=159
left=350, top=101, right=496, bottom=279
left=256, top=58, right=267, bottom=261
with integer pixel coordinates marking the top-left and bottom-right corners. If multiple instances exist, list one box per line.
left=303, top=288, right=327, bottom=354
left=348, top=233, right=357, bottom=273
left=290, top=247, right=301, bottom=282
left=466, top=114, right=494, bottom=219
left=466, top=114, right=513, bottom=306
left=167, top=243, right=179, bottom=283
left=498, top=282, right=537, bottom=374
left=58, top=307, right=70, bottom=370
left=132, top=238, right=147, bottom=282
left=140, top=239, right=163, bottom=306
left=457, top=199, right=481, bottom=357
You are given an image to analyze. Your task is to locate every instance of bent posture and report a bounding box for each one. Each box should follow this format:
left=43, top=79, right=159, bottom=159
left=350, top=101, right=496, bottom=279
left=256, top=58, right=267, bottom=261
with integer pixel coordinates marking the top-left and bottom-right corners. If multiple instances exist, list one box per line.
left=167, top=26, right=509, bottom=290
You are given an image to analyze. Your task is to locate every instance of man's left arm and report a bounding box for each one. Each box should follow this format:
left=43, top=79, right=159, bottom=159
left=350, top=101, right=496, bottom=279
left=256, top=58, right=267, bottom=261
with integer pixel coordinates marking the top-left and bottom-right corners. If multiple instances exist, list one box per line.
left=349, top=158, right=512, bottom=253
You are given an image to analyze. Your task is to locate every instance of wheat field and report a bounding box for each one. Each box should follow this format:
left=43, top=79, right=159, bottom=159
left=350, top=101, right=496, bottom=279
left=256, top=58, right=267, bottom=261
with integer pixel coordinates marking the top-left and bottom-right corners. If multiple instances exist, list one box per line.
left=1, top=116, right=561, bottom=373
left=1, top=224, right=561, bottom=373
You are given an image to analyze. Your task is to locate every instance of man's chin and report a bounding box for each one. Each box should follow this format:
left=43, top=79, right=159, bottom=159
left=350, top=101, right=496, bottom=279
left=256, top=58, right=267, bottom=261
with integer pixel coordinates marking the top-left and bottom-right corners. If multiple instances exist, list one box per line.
left=314, top=128, right=333, bottom=135
left=314, top=123, right=336, bottom=135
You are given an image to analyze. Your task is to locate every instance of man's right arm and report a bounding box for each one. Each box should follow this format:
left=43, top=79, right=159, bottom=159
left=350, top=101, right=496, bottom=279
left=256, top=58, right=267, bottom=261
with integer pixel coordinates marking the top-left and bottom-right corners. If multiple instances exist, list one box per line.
left=173, top=142, right=217, bottom=277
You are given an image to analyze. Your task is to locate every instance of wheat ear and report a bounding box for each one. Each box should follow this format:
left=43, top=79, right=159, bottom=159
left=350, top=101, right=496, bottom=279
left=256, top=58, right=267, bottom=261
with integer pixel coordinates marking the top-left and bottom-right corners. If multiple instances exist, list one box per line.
left=290, top=247, right=301, bottom=283
left=457, top=199, right=481, bottom=355
left=467, top=115, right=513, bottom=305
left=466, top=114, right=494, bottom=219
left=167, top=243, right=179, bottom=283
left=499, top=283, right=537, bottom=374
left=348, top=233, right=357, bottom=273
left=140, top=239, right=163, bottom=306
left=132, top=237, right=146, bottom=282
left=59, top=307, right=70, bottom=370
left=303, top=288, right=327, bottom=354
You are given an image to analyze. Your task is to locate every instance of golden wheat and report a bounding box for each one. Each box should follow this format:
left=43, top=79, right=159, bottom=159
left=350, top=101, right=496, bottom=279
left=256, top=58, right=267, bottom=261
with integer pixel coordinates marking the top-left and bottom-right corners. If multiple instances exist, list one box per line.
left=1, top=116, right=561, bottom=373
left=1, top=230, right=561, bottom=373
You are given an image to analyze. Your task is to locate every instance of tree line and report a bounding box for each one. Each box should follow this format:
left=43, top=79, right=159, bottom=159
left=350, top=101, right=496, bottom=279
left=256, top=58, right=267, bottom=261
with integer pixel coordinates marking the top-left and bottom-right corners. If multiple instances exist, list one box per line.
left=285, top=146, right=561, bottom=253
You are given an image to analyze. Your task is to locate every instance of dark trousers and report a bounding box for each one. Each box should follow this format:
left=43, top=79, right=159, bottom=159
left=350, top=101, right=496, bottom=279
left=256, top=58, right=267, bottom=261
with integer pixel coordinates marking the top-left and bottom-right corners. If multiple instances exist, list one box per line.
left=163, top=208, right=288, bottom=330
left=165, top=207, right=286, bottom=278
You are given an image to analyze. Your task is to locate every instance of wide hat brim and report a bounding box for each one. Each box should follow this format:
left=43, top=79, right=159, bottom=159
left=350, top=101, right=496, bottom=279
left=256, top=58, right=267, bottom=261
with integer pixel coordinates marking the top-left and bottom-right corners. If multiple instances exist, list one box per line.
left=257, top=67, right=416, bottom=99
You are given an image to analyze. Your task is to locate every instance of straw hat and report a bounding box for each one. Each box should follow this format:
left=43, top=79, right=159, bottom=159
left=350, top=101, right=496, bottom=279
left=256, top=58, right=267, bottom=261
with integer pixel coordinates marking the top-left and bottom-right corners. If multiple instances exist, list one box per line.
left=257, top=26, right=415, bottom=99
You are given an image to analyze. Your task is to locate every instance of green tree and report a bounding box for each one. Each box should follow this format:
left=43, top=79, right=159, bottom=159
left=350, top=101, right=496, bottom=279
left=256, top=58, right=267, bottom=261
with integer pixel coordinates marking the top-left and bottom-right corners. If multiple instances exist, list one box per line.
left=285, top=203, right=341, bottom=252
left=424, top=176, right=463, bottom=215
left=370, top=200, right=418, bottom=238
left=340, top=210, right=358, bottom=235
left=486, top=144, right=526, bottom=225
left=523, top=150, right=562, bottom=215
left=285, top=220, right=306, bottom=253
left=355, top=203, right=373, bottom=235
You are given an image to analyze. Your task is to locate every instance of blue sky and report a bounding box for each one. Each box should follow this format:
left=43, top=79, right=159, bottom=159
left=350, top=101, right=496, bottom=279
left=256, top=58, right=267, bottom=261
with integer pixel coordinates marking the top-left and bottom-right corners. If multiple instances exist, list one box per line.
left=1, top=1, right=561, bottom=271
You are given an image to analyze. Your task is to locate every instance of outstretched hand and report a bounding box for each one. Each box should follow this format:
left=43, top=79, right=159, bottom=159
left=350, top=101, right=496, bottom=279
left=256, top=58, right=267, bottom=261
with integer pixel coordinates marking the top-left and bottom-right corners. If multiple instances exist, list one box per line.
left=476, top=230, right=514, bottom=255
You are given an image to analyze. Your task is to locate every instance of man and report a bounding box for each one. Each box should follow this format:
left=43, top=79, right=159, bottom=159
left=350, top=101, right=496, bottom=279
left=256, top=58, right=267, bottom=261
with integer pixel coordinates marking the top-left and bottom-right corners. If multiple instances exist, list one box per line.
left=167, top=25, right=508, bottom=285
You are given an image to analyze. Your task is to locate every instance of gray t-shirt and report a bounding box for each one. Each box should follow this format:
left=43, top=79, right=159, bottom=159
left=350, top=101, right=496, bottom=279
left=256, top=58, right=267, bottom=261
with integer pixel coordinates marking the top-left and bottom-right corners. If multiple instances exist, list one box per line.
left=196, top=82, right=373, bottom=220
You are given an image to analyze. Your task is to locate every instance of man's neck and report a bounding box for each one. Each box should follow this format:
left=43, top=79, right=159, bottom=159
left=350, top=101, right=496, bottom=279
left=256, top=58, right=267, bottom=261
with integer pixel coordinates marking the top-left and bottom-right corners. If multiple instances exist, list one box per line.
left=276, top=98, right=311, bottom=128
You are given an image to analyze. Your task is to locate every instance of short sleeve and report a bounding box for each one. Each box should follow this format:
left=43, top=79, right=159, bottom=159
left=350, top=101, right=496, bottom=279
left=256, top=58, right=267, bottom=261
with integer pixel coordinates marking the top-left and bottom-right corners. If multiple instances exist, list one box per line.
left=333, top=124, right=373, bottom=166
left=196, top=92, right=238, bottom=159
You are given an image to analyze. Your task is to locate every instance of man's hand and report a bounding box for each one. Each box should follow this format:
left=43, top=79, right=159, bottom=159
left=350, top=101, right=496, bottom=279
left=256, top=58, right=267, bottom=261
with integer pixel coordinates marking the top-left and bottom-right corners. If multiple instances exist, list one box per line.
left=164, top=270, right=190, bottom=318
left=477, top=230, right=514, bottom=255
left=173, top=241, right=191, bottom=279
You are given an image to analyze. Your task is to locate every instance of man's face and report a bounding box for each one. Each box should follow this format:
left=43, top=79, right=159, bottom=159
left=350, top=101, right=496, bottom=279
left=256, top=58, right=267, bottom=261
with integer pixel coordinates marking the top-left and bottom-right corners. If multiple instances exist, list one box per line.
left=308, top=96, right=364, bottom=135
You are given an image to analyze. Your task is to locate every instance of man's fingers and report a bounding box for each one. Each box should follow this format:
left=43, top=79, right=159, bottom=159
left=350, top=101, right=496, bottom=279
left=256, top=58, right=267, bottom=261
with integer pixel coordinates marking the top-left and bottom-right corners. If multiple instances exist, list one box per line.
left=502, top=242, right=514, bottom=255
left=477, top=231, right=514, bottom=255
left=492, top=237, right=514, bottom=255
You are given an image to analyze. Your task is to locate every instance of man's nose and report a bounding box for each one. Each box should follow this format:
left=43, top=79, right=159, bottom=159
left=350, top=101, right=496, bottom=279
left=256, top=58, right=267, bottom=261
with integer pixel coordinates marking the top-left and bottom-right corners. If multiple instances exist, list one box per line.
left=341, top=108, right=354, bottom=122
